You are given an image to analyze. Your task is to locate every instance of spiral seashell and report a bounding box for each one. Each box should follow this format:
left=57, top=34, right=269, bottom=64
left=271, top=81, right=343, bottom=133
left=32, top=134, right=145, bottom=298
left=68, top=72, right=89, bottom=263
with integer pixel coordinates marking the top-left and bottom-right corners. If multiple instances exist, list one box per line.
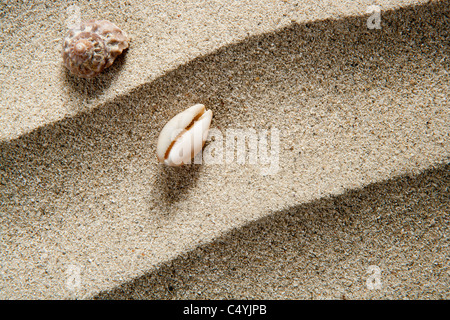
left=62, top=20, right=129, bottom=78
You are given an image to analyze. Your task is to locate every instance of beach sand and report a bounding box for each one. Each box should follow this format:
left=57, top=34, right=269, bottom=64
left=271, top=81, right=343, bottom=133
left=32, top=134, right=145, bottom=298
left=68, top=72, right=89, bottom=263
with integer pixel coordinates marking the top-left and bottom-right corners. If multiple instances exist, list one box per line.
left=0, top=0, right=449, bottom=299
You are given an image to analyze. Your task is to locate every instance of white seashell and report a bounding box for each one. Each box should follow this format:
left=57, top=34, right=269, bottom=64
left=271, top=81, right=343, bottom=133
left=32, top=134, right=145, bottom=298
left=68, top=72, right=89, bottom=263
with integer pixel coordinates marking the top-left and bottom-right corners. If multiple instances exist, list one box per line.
left=157, top=104, right=213, bottom=166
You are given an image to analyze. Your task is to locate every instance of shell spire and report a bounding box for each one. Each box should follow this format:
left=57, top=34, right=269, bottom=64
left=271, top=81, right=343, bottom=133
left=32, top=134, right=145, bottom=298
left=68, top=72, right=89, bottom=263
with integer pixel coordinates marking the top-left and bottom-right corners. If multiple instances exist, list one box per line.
left=62, top=20, right=129, bottom=78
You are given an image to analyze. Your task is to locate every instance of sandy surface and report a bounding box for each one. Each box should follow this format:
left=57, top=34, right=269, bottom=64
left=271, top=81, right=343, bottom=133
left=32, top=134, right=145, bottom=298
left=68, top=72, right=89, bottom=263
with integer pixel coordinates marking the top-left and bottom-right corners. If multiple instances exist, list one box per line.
left=96, top=164, right=449, bottom=300
left=0, top=0, right=431, bottom=141
left=0, top=0, right=449, bottom=299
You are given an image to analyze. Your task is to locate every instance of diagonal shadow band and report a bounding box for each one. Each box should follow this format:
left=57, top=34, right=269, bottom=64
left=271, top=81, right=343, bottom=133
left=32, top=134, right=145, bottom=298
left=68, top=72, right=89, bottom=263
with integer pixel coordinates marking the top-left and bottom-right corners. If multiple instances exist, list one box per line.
left=93, top=163, right=449, bottom=299
left=0, top=0, right=448, bottom=299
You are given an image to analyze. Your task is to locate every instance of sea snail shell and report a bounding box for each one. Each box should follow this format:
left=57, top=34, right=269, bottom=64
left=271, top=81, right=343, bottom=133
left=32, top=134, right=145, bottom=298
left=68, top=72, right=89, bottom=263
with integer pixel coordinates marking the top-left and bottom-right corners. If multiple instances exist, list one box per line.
left=157, top=104, right=213, bottom=166
left=62, top=20, right=129, bottom=78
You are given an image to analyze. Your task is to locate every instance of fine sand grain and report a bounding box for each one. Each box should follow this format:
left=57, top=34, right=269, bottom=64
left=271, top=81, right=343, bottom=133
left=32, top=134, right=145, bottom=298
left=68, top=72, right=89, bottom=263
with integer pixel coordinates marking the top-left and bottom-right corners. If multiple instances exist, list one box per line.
left=0, top=0, right=449, bottom=299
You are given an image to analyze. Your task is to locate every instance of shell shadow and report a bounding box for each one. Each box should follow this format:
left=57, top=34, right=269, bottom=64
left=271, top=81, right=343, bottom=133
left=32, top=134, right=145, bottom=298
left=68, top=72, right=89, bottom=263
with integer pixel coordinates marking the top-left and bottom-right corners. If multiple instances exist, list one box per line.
left=62, top=48, right=129, bottom=101
left=149, top=163, right=202, bottom=216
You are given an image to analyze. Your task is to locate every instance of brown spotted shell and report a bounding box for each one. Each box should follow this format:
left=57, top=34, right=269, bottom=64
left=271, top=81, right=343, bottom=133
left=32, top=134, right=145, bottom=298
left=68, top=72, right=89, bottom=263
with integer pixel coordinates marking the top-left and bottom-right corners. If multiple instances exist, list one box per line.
left=62, top=20, right=129, bottom=78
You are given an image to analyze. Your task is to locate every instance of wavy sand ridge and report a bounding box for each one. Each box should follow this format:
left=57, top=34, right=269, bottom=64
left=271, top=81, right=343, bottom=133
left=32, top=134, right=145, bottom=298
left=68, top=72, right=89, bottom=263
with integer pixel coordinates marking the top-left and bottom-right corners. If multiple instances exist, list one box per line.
left=1, top=1, right=449, bottom=299
left=95, top=164, right=449, bottom=300
left=0, top=0, right=431, bottom=141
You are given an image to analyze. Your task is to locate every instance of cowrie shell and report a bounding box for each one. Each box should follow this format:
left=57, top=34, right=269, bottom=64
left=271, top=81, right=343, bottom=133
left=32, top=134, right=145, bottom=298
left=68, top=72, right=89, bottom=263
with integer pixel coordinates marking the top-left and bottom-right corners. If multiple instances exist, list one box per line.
left=156, top=104, right=213, bottom=166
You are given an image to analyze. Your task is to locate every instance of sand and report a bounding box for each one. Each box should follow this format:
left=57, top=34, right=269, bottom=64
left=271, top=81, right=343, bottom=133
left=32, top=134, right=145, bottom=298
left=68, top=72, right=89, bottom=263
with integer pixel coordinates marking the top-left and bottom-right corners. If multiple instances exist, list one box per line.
left=0, top=0, right=449, bottom=299
left=96, top=164, right=449, bottom=299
